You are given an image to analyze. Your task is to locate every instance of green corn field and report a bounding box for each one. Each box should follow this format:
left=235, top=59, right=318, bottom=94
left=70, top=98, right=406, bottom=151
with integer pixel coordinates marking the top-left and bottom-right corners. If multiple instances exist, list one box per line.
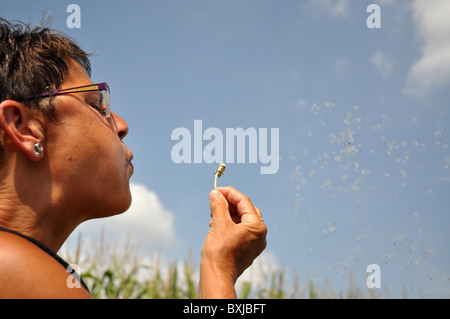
left=60, top=232, right=402, bottom=299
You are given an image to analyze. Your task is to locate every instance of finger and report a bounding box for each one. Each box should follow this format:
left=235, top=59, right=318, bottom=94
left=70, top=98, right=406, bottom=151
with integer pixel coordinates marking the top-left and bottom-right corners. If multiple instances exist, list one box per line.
left=216, top=187, right=259, bottom=220
left=209, top=189, right=232, bottom=225
left=255, top=207, right=263, bottom=221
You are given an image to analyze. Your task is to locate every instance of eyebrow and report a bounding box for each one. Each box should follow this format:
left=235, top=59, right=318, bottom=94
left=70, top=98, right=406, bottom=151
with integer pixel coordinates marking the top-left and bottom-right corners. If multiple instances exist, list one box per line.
left=81, top=90, right=103, bottom=103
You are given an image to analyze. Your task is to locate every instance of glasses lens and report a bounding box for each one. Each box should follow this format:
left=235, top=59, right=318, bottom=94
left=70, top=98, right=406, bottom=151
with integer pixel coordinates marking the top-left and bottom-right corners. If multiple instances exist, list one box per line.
left=106, top=113, right=118, bottom=132
left=104, top=85, right=111, bottom=117
left=102, top=85, right=117, bottom=132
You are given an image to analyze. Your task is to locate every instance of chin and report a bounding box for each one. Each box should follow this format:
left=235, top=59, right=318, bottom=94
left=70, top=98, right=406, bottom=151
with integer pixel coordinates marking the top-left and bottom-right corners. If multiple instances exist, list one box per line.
left=111, top=190, right=133, bottom=216
left=91, top=188, right=132, bottom=219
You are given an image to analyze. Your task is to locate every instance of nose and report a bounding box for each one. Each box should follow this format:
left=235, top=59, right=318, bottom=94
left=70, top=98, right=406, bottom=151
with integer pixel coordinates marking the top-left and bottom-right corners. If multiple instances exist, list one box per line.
left=111, top=112, right=129, bottom=140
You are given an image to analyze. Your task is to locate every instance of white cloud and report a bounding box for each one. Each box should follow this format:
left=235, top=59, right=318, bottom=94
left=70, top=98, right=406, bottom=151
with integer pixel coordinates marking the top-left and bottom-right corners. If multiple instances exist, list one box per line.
left=304, top=0, right=352, bottom=18
left=236, top=251, right=281, bottom=290
left=333, top=58, right=349, bottom=74
left=371, top=51, right=393, bottom=77
left=70, top=182, right=177, bottom=250
left=294, top=99, right=308, bottom=111
left=405, top=0, right=450, bottom=96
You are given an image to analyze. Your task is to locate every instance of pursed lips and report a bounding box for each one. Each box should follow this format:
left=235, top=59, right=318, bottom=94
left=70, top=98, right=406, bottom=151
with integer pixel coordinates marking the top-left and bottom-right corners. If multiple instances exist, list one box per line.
left=126, top=150, right=134, bottom=177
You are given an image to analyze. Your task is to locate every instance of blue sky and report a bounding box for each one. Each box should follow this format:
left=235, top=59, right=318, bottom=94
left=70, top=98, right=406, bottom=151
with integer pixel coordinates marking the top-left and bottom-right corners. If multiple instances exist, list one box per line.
left=2, top=0, right=449, bottom=298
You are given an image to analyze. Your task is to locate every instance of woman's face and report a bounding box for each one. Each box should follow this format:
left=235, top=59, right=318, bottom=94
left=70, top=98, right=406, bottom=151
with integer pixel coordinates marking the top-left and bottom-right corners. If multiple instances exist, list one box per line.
left=45, top=61, right=134, bottom=220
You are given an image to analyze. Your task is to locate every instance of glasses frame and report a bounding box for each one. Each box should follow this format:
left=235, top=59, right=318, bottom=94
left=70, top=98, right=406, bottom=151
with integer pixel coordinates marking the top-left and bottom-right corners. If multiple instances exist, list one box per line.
left=40, top=82, right=111, bottom=117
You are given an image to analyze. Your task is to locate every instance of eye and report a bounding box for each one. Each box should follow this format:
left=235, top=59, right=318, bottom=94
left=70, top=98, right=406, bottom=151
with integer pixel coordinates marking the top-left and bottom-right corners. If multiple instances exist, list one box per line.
left=90, top=102, right=107, bottom=117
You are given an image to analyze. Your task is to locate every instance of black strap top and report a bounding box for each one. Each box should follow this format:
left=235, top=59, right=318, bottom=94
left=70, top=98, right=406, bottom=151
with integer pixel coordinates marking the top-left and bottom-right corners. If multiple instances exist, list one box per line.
left=0, top=226, right=89, bottom=292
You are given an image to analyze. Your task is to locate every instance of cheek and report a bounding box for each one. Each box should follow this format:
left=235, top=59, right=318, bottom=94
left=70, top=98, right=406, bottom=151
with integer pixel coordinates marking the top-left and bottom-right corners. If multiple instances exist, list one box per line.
left=49, top=136, right=132, bottom=217
left=79, top=142, right=124, bottom=177
left=65, top=145, right=131, bottom=209
left=59, top=136, right=123, bottom=185
left=47, top=108, right=129, bottom=203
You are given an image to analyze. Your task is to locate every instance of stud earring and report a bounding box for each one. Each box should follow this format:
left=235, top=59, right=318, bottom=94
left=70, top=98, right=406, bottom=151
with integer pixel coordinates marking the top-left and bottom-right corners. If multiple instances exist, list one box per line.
left=33, top=143, right=44, bottom=157
left=3, top=135, right=11, bottom=144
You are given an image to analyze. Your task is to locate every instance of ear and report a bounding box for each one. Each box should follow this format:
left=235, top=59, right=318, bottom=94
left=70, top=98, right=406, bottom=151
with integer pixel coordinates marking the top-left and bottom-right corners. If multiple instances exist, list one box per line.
left=0, top=100, right=45, bottom=161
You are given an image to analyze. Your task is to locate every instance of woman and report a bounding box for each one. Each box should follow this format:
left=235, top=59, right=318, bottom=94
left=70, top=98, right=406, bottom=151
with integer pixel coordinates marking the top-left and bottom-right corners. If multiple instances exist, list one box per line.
left=0, top=19, right=267, bottom=298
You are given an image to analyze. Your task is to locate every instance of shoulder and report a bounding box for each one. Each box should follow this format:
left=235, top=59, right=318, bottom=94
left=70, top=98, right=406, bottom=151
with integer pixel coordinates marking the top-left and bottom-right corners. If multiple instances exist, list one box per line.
left=0, top=231, right=92, bottom=298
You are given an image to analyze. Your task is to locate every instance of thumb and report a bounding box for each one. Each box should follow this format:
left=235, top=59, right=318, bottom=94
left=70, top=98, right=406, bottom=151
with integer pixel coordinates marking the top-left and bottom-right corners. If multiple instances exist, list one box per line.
left=209, top=189, right=232, bottom=225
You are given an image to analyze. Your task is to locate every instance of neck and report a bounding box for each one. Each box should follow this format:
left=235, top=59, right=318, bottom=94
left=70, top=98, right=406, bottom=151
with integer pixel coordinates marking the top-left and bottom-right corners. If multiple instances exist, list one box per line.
left=0, top=162, right=79, bottom=252
left=0, top=198, right=77, bottom=252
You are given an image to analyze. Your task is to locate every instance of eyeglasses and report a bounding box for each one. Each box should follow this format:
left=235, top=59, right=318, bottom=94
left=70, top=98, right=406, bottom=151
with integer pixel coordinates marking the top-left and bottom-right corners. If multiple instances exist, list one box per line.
left=40, top=82, right=116, bottom=131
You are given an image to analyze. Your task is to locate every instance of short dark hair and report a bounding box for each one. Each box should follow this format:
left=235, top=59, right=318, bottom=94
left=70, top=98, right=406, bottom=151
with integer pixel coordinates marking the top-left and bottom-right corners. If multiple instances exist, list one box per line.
left=0, top=18, right=91, bottom=116
left=0, top=18, right=91, bottom=162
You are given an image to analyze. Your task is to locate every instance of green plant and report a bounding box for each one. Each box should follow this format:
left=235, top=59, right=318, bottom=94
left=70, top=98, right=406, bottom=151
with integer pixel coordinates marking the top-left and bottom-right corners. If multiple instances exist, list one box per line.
left=60, top=232, right=395, bottom=299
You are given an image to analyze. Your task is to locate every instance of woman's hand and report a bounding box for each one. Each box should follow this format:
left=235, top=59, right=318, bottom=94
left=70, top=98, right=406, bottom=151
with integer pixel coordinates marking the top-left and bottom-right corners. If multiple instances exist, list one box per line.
left=199, top=187, right=267, bottom=298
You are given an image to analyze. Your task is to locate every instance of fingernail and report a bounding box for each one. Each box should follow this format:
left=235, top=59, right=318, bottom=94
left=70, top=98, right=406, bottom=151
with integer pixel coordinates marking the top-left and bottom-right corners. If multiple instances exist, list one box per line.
left=209, top=189, right=221, bottom=200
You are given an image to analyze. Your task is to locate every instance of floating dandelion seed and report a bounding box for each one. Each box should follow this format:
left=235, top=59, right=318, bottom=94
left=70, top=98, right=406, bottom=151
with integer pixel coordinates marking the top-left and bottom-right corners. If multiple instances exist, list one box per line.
left=311, top=103, right=320, bottom=114
left=291, top=100, right=448, bottom=293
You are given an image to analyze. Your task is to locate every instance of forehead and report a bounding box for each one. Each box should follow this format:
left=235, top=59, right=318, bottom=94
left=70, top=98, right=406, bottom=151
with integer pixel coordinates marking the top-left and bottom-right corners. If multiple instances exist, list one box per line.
left=60, top=60, right=94, bottom=89
left=50, top=60, right=102, bottom=117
